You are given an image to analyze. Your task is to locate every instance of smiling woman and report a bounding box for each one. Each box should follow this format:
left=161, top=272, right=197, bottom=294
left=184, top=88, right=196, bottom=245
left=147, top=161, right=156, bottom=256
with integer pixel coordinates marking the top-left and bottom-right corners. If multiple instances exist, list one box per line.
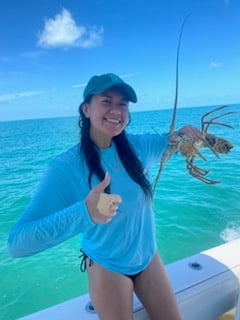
left=2, top=2, right=240, bottom=319
left=8, top=74, right=231, bottom=320
left=7, top=72, right=210, bottom=320
left=82, top=76, right=136, bottom=135
left=81, top=88, right=130, bottom=148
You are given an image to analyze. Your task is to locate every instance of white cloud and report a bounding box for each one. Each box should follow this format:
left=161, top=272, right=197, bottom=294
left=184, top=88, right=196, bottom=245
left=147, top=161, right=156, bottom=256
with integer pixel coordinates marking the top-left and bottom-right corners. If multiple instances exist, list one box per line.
left=209, top=62, right=222, bottom=68
left=38, top=8, right=103, bottom=49
left=72, top=82, right=86, bottom=88
left=120, top=73, right=137, bottom=79
left=78, top=25, right=104, bottom=48
left=0, top=90, right=43, bottom=103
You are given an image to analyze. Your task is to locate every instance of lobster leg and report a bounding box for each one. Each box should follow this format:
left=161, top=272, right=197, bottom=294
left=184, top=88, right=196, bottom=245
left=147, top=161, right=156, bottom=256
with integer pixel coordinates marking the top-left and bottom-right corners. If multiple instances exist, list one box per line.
left=152, top=147, right=174, bottom=193
left=189, top=170, right=220, bottom=184
left=186, top=157, right=220, bottom=184
left=186, top=157, right=209, bottom=176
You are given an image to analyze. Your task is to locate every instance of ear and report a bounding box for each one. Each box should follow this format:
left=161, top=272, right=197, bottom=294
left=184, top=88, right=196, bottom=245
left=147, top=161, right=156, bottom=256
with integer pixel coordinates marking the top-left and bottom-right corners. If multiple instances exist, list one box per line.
left=82, top=103, right=90, bottom=118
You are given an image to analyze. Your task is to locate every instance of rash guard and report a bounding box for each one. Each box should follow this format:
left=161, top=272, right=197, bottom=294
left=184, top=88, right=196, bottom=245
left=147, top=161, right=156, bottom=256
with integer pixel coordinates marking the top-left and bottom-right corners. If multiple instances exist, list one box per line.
left=8, top=133, right=169, bottom=275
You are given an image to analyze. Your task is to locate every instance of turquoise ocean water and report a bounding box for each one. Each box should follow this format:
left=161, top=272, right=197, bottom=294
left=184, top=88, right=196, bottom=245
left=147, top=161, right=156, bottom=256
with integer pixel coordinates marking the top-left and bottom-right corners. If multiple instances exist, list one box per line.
left=0, top=104, right=239, bottom=320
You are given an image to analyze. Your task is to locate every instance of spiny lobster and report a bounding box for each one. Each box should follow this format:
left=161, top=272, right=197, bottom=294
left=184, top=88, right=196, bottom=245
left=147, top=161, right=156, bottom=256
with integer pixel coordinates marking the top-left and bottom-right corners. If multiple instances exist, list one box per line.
left=153, top=15, right=235, bottom=193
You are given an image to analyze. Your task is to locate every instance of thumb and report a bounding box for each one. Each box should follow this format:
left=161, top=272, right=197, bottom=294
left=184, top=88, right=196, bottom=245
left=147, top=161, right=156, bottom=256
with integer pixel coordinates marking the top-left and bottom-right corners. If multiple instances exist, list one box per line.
left=93, top=172, right=110, bottom=193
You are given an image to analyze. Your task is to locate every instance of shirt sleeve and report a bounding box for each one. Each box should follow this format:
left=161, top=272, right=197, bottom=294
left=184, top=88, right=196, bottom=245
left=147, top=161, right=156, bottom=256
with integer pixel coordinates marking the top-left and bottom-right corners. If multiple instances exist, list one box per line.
left=7, top=159, right=95, bottom=258
left=128, top=133, right=170, bottom=165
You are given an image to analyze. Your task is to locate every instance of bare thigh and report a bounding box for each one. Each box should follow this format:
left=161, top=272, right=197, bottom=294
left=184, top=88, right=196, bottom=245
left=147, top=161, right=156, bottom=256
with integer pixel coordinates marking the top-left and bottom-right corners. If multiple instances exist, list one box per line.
left=86, top=259, right=134, bottom=320
left=133, top=253, right=181, bottom=320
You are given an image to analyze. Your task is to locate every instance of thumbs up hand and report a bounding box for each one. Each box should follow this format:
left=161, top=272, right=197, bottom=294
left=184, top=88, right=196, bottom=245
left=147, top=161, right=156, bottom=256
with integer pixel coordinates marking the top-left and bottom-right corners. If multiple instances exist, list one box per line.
left=85, top=172, right=122, bottom=224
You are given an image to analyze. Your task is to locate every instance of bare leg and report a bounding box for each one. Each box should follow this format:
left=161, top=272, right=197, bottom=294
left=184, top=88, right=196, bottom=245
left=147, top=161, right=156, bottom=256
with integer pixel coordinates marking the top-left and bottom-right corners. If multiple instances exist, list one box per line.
left=86, top=259, right=134, bottom=320
left=134, top=253, right=181, bottom=320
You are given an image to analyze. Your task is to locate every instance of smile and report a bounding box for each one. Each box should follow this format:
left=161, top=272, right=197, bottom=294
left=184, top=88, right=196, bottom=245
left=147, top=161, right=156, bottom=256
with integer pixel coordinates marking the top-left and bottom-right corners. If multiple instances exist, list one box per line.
left=105, top=118, right=121, bottom=124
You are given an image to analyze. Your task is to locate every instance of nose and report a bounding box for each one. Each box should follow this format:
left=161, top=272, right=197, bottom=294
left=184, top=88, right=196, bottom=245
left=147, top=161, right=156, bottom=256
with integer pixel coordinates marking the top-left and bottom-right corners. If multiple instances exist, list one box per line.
left=109, top=104, right=121, bottom=114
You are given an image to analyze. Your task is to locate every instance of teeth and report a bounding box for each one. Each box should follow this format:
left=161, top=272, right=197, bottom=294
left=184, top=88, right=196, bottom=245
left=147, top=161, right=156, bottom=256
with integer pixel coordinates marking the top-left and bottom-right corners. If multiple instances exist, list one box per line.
left=106, top=118, right=120, bottom=124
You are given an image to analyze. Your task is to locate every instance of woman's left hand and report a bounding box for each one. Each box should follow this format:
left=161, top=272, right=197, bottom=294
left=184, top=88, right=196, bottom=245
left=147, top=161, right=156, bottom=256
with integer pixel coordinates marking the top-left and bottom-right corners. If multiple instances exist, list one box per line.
left=177, top=125, right=202, bottom=140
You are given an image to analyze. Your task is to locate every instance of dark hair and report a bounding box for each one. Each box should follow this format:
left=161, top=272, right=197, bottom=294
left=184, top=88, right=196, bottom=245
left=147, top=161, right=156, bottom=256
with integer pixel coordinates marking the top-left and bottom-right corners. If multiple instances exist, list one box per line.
left=78, top=98, right=152, bottom=200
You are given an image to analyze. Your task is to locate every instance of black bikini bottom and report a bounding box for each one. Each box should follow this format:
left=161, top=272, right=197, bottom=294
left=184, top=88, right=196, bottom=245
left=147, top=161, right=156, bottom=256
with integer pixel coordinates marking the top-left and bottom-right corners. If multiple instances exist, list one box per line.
left=79, top=248, right=143, bottom=280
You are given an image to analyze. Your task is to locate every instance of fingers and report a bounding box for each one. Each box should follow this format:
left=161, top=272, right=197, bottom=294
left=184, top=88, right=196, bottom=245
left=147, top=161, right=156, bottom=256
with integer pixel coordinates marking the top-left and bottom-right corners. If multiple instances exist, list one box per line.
left=85, top=172, right=122, bottom=224
left=96, top=193, right=122, bottom=216
left=101, top=201, right=120, bottom=223
left=93, top=172, right=110, bottom=194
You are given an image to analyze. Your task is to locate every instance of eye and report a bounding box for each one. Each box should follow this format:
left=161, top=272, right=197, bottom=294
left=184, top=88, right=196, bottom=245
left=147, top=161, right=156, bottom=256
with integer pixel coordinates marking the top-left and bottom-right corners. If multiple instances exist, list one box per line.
left=101, top=98, right=111, bottom=105
left=120, top=102, right=129, bottom=109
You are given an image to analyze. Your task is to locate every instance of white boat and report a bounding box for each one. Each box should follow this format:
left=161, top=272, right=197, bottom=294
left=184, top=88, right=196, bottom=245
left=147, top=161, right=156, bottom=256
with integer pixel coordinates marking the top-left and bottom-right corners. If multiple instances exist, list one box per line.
left=18, top=238, right=240, bottom=320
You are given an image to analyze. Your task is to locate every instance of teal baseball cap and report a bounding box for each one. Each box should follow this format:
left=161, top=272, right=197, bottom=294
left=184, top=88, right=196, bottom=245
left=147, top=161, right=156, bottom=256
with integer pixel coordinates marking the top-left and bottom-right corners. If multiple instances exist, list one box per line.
left=83, top=73, right=137, bottom=103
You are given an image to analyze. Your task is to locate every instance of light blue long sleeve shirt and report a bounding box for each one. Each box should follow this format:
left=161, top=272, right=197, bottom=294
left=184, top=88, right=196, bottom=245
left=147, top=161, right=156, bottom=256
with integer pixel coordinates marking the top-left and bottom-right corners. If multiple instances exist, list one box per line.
left=8, top=133, right=169, bottom=275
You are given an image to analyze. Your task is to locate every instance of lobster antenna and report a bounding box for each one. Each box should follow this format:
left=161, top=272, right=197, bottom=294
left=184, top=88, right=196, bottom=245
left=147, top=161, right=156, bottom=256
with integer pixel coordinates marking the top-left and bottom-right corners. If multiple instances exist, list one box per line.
left=169, top=13, right=191, bottom=136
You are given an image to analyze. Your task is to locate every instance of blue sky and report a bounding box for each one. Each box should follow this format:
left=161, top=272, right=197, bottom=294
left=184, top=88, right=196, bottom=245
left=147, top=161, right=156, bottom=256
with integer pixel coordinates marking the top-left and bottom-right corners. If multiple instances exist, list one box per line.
left=0, top=0, right=239, bottom=121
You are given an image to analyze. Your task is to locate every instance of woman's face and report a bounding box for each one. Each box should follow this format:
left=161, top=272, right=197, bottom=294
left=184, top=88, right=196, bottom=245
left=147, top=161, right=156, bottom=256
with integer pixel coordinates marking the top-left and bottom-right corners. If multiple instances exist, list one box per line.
left=82, top=88, right=130, bottom=149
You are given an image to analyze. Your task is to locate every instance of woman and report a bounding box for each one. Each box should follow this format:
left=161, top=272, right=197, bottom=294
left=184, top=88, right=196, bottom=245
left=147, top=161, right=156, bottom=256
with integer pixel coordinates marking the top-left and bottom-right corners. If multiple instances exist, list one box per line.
left=8, top=73, right=199, bottom=320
